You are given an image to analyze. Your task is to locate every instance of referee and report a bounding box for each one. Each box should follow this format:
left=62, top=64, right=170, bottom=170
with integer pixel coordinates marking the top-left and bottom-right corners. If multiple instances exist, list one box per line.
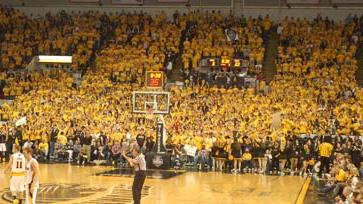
left=123, top=146, right=146, bottom=204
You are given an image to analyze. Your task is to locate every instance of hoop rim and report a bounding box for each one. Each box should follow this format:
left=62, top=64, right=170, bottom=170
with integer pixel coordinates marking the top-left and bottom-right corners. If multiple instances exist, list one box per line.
left=146, top=108, right=155, bottom=115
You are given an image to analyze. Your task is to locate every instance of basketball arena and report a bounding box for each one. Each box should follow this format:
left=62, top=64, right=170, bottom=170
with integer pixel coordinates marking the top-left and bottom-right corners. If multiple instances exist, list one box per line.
left=0, top=0, right=363, bottom=204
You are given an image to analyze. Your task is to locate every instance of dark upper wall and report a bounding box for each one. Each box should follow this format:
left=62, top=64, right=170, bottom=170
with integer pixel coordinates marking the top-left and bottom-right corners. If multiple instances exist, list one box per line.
left=2, top=0, right=357, bottom=7
left=3, top=0, right=363, bottom=22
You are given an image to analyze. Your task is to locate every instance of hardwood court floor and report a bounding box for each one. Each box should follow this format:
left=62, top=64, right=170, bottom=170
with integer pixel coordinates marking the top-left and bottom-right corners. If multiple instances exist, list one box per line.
left=0, top=163, right=306, bottom=204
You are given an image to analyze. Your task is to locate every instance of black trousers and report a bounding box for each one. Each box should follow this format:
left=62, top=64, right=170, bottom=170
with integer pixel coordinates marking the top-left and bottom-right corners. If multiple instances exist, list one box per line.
left=319, top=156, right=331, bottom=177
left=132, top=171, right=146, bottom=204
left=351, top=151, right=361, bottom=169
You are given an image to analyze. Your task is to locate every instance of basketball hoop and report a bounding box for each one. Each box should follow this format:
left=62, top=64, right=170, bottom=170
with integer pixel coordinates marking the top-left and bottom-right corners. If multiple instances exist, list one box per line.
left=131, top=91, right=170, bottom=114
left=145, top=109, right=155, bottom=120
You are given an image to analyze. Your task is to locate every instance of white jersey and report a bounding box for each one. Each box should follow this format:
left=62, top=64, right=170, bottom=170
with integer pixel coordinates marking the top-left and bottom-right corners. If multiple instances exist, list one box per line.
left=25, top=158, right=39, bottom=185
left=12, top=152, right=26, bottom=174
left=10, top=152, right=26, bottom=193
left=25, top=158, right=39, bottom=204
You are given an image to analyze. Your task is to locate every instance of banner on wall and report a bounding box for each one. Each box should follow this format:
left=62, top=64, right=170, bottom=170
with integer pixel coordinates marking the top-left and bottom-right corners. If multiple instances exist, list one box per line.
left=286, top=0, right=319, bottom=4
left=112, top=0, right=144, bottom=4
left=157, top=0, right=189, bottom=2
left=333, top=0, right=363, bottom=3
left=70, top=0, right=100, bottom=3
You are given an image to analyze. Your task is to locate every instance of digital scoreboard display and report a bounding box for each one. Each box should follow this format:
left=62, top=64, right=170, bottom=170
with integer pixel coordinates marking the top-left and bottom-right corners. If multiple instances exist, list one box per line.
left=208, top=57, right=243, bottom=68
left=146, top=71, right=164, bottom=88
left=221, top=56, right=231, bottom=66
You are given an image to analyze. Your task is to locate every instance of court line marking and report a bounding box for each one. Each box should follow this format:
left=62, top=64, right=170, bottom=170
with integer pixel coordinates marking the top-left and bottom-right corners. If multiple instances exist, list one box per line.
left=295, top=176, right=311, bottom=204
left=53, top=186, right=59, bottom=192
left=54, top=184, right=112, bottom=204
left=104, top=168, right=187, bottom=173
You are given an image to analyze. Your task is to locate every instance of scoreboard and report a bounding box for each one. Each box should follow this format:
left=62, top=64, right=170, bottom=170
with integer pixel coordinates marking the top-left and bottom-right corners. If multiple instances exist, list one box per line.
left=206, top=56, right=244, bottom=68
left=146, top=71, right=164, bottom=88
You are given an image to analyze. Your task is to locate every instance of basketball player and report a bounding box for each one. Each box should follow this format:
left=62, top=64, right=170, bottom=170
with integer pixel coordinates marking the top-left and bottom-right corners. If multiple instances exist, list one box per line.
left=23, top=147, right=40, bottom=204
left=122, top=146, right=146, bottom=204
left=4, top=144, right=26, bottom=204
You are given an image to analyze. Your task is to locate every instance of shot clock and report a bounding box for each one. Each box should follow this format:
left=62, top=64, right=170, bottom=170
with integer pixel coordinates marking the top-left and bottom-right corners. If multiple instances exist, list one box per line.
left=146, top=71, right=164, bottom=88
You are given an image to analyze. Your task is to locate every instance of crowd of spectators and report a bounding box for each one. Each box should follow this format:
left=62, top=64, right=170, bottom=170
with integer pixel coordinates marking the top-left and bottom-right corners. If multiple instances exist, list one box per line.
left=181, top=12, right=271, bottom=73
left=0, top=7, right=112, bottom=72
left=274, top=15, right=363, bottom=136
left=316, top=136, right=363, bottom=203
left=95, top=11, right=181, bottom=84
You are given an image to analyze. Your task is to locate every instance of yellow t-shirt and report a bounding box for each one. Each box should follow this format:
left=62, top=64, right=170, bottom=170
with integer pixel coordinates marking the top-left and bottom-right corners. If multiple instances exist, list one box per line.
left=335, top=169, right=347, bottom=182
left=319, top=142, right=333, bottom=157
left=242, top=153, right=252, bottom=161
left=39, top=142, right=49, bottom=151
left=58, top=135, right=68, bottom=146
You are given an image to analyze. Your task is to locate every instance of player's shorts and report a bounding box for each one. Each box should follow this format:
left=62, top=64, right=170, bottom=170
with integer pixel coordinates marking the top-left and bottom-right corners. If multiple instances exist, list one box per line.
left=25, top=182, right=39, bottom=204
left=10, top=174, right=25, bottom=193
left=0, top=143, right=6, bottom=152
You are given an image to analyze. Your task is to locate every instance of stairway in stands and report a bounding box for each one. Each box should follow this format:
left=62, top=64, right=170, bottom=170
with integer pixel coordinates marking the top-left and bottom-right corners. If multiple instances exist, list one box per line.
left=168, top=56, right=184, bottom=83
left=167, top=21, right=196, bottom=83
left=356, top=44, right=363, bottom=87
left=262, top=27, right=279, bottom=84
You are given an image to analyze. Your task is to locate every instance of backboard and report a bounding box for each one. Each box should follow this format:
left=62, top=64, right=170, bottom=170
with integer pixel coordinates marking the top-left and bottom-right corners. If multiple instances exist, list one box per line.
left=132, top=91, right=170, bottom=114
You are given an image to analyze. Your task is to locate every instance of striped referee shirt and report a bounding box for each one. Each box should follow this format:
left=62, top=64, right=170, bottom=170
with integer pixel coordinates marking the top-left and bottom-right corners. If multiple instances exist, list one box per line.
left=134, top=154, right=146, bottom=171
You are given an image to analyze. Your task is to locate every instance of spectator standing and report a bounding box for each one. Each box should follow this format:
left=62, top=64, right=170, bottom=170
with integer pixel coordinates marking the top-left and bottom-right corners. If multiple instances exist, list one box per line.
left=231, top=137, right=242, bottom=173
left=55, top=139, right=64, bottom=162
left=73, top=140, right=82, bottom=162
left=6, top=128, right=15, bottom=160
left=318, top=137, right=334, bottom=178
left=49, top=124, right=59, bottom=159
left=351, top=135, right=362, bottom=169
left=14, top=127, right=22, bottom=146
left=39, top=139, right=49, bottom=160
left=65, top=139, right=74, bottom=162
left=81, top=132, right=92, bottom=163
left=145, top=136, right=155, bottom=153
left=111, top=141, right=122, bottom=165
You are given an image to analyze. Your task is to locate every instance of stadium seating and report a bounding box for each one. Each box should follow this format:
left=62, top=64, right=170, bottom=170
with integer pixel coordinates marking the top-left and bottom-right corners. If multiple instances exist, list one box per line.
left=95, top=12, right=181, bottom=84
left=0, top=9, right=110, bottom=71
left=0, top=10, right=362, bottom=142
left=181, top=13, right=271, bottom=75
left=274, top=15, right=362, bottom=136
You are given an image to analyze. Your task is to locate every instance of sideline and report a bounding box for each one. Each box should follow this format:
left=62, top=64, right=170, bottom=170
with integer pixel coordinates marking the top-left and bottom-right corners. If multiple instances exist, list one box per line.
left=295, top=176, right=312, bottom=204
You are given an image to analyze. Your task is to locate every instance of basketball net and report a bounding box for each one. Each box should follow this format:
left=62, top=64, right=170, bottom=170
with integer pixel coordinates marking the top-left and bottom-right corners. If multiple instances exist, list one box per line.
left=145, top=109, right=155, bottom=120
